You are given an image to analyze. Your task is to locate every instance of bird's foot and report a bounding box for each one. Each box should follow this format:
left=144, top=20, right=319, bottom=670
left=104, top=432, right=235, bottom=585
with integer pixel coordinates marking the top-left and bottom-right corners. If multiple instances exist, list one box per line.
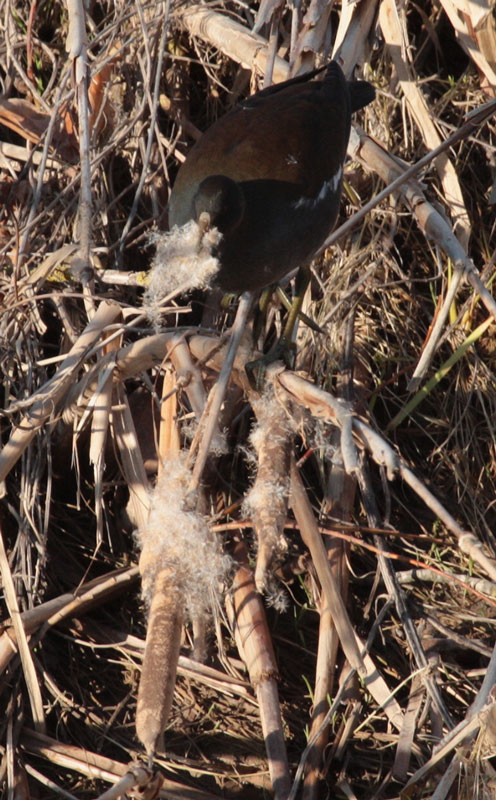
left=245, top=340, right=296, bottom=391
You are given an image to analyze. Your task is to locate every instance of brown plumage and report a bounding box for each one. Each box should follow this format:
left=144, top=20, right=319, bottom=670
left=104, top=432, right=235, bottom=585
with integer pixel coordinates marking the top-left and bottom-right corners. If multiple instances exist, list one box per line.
left=168, top=61, right=375, bottom=293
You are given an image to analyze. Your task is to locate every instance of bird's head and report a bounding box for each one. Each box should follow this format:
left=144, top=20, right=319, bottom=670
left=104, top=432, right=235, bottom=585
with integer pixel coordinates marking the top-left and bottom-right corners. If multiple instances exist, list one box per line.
left=193, top=175, right=245, bottom=234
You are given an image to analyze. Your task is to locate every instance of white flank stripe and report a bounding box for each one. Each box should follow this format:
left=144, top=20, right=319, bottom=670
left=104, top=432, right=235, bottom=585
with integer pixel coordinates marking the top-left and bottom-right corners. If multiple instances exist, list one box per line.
left=292, top=165, right=343, bottom=210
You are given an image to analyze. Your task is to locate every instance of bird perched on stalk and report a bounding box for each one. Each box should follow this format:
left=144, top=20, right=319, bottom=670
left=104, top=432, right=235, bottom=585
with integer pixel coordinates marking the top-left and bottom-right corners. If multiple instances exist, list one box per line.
left=168, top=60, right=375, bottom=349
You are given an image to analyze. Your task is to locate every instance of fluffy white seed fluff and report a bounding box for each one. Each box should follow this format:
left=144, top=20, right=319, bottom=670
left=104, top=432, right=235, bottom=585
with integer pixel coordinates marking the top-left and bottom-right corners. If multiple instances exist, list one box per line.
left=243, top=477, right=290, bottom=518
left=242, top=389, right=292, bottom=567
left=243, top=390, right=292, bottom=518
left=143, top=221, right=221, bottom=328
left=138, top=453, right=230, bottom=619
left=248, top=389, right=293, bottom=453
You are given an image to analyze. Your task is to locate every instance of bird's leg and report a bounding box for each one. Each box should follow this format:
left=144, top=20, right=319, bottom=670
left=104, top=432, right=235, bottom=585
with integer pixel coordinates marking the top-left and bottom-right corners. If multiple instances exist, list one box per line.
left=279, top=265, right=312, bottom=353
left=187, top=291, right=255, bottom=493
left=252, top=284, right=278, bottom=345
left=275, top=284, right=322, bottom=334
left=245, top=266, right=312, bottom=389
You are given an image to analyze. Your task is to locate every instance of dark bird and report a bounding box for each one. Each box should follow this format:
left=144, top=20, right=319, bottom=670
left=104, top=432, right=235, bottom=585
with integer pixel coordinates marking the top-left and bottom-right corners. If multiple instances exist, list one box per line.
left=168, top=61, right=375, bottom=298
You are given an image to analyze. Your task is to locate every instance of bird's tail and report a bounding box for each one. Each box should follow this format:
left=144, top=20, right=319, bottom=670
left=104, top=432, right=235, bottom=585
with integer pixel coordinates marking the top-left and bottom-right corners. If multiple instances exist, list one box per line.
left=349, top=80, right=376, bottom=112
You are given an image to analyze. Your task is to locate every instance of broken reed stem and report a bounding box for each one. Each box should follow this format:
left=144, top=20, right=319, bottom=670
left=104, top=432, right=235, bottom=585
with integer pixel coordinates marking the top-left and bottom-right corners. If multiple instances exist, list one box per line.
left=0, top=567, right=139, bottom=677
left=93, top=763, right=161, bottom=800
left=232, top=540, right=291, bottom=800
left=20, top=728, right=215, bottom=799
left=0, top=523, right=45, bottom=733
left=303, top=325, right=359, bottom=800
left=118, top=3, right=169, bottom=261
left=403, top=642, right=496, bottom=795
left=323, top=95, right=496, bottom=255
left=379, top=0, right=471, bottom=247
left=136, top=571, right=183, bottom=759
left=158, top=368, right=181, bottom=467
left=302, top=607, right=336, bottom=800
left=110, top=383, right=151, bottom=531
left=278, top=372, right=496, bottom=583
left=304, top=466, right=357, bottom=796
left=187, top=290, right=254, bottom=493
left=180, top=4, right=289, bottom=83
left=0, top=300, right=122, bottom=483
left=348, top=123, right=496, bottom=389
left=290, top=456, right=366, bottom=677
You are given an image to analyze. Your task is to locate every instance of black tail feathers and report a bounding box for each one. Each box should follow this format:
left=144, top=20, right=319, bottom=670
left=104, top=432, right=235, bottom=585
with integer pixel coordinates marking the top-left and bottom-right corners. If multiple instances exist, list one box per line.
left=349, top=80, right=376, bottom=112
left=323, top=61, right=375, bottom=112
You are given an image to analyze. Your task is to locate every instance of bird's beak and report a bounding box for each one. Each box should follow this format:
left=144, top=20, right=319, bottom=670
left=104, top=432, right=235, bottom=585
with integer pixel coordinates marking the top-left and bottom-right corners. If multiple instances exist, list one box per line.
left=198, top=211, right=211, bottom=234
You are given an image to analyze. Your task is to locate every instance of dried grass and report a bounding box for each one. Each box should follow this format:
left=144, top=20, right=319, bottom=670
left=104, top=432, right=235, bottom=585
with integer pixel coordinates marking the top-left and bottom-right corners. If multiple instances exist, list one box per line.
left=1, top=1, right=496, bottom=799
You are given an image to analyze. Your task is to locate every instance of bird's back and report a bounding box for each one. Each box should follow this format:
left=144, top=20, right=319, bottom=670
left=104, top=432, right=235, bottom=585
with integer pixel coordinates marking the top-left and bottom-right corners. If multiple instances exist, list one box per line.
left=169, top=63, right=358, bottom=227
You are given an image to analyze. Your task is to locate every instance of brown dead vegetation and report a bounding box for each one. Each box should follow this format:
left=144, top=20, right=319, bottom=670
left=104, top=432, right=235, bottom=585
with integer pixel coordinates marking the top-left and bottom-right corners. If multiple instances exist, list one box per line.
left=1, top=1, right=496, bottom=799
